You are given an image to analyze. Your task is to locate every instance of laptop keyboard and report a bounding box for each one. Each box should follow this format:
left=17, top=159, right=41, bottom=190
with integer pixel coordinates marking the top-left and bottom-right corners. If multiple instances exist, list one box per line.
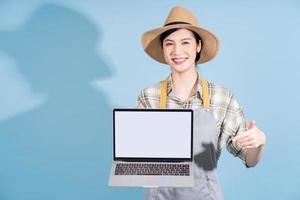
left=115, top=163, right=190, bottom=176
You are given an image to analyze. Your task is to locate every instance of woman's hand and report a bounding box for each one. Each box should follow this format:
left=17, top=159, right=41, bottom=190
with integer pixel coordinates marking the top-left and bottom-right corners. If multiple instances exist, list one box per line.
left=232, top=120, right=266, bottom=149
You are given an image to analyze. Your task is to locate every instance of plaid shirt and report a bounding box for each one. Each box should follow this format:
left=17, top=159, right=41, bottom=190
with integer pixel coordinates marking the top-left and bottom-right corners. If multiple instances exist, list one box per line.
left=136, top=74, right=247, bottom=162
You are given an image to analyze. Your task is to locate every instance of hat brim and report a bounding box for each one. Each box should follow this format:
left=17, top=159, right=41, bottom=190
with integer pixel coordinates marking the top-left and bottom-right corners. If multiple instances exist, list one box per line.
left=141, top=24, right=219, bottom=64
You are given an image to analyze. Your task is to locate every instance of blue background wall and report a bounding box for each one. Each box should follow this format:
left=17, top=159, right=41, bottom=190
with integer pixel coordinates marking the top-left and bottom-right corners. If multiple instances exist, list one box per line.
left=0, top=0, right=299, bottom=199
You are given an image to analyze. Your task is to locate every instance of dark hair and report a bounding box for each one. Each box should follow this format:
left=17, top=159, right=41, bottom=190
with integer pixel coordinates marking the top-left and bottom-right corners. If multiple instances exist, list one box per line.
left=159, top=28, right=202, bottom=62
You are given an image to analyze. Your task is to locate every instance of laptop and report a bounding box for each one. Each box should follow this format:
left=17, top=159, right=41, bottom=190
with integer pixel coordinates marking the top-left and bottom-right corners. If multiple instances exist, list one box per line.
left=108, top=108, right=194, bottom=187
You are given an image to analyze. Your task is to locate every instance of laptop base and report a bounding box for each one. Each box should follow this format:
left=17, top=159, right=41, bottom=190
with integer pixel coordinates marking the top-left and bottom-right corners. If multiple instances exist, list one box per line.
left=108, top=162, right=194, bottom=188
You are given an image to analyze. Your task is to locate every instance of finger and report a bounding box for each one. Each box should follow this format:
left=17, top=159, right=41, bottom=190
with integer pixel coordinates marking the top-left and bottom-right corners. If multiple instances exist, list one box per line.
left=232, top=132, right=251, bottom=141
left=239, top=139, right=255, bottom=147
left=240, top=139, right=257, bottom=148
left=248, top=120, right=256, bottom=129
left=237, top=135, right=252, bottom=143
left=243, top=144, right=258, bottom=149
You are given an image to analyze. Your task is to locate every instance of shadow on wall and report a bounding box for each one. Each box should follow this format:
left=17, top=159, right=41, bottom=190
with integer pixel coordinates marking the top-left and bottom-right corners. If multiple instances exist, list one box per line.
left=0, top=4, right=121, bottom=200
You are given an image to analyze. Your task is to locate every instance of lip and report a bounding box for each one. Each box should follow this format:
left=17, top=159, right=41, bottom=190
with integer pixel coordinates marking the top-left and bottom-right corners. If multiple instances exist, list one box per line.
left=172, top=57, right=188, bottom=65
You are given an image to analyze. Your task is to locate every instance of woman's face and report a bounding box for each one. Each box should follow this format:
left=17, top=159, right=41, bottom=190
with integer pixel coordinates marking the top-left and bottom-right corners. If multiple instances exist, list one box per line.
left=162, top=28, right=201, bottom=74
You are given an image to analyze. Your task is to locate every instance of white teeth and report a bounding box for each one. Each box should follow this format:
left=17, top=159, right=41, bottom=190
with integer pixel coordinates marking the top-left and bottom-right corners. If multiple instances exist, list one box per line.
left=173, top=58, right=186, bottom=62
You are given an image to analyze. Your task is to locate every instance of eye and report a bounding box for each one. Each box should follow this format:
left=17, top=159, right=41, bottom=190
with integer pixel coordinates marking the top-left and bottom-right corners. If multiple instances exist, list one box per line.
left=182, top=41, right=190, bottom=45
left=165, top=42, right=173, bottom=46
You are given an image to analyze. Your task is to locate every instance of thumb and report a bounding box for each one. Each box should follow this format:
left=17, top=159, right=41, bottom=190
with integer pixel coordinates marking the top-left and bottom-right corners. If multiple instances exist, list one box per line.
left=248, top=120, right=256, bottom=129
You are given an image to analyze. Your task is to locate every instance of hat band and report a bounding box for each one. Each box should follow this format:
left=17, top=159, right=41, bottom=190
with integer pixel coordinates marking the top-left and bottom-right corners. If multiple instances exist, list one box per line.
left=164, top=21, right=191, bottom=26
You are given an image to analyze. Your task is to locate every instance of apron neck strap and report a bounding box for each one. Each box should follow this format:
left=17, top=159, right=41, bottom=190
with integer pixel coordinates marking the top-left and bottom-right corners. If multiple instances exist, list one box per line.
left=159, top=77, right=210, bottom=109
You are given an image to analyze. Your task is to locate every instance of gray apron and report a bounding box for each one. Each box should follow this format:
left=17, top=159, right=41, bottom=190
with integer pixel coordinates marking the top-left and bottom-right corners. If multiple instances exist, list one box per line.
left=145, top=78, right=223, bottom=200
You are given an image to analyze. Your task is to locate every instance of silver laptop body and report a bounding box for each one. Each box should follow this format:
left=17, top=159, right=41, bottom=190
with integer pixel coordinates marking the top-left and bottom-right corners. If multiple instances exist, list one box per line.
left=108, top=109, right=194, bottom=187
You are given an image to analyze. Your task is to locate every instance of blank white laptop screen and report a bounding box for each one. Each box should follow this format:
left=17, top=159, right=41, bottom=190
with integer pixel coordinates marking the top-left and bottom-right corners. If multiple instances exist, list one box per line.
left=114, top=110, right=192, bottom=159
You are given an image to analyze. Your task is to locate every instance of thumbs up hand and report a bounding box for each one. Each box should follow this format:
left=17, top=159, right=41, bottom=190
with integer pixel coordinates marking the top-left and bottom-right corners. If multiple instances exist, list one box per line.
left=232, top=120, right=266, bottom=149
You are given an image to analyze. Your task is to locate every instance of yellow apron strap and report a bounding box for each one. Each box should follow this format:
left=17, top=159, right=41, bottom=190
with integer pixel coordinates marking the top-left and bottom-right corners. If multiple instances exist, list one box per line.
left=200, top=78, right=210, bottom=109
left=159, top=79, right=168, bottom=109
left=159, top=77, right=210, bottom=109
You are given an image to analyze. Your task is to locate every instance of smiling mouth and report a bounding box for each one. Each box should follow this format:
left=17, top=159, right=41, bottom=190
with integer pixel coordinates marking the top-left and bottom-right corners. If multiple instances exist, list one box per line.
left=172, top=58, right=188, bottom=64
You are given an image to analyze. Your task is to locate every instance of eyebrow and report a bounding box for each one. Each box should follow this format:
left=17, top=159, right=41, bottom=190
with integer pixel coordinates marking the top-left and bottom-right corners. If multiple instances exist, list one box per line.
left=164, top=38, right=192, bottom=42
left=181, top=38, right=192, bottom=41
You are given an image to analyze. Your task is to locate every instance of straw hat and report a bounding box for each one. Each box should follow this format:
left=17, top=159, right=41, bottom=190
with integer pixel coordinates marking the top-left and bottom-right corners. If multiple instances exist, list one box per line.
left=141, top=6, right=219, bottom=64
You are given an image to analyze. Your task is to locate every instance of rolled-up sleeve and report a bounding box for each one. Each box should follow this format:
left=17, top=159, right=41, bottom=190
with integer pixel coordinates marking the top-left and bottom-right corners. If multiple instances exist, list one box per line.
left=222, top=93, right=248, bottom=162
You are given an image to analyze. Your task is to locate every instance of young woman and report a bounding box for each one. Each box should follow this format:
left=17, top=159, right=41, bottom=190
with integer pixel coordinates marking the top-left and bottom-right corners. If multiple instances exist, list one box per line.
left=137, top=6, right=266, bottom=200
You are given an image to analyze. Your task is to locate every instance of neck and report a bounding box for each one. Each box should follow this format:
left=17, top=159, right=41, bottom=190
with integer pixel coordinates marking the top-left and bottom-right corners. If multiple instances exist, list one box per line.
left=171, top=68, right=199, bottom=101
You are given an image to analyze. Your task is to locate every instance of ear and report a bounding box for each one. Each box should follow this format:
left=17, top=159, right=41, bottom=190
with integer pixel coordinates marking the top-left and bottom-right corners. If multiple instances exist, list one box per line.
left=196, top=41, right=202, bottom=53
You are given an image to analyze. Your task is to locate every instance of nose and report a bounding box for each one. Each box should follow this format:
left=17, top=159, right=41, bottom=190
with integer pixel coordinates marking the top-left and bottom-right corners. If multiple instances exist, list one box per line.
left=172, top=43, right=183, bottom=55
